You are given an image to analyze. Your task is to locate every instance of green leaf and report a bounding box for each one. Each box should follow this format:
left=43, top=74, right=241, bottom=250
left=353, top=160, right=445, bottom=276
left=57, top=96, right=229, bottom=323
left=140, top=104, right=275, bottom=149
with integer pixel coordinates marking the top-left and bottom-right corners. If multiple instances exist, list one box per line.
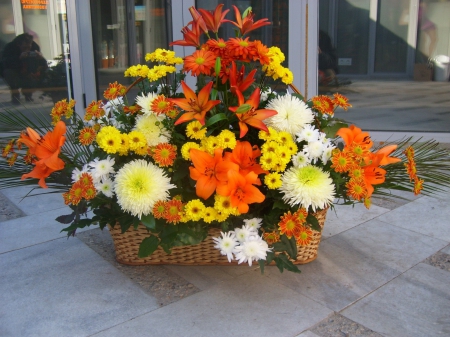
left=272, top=241, right=288, bottom=252
left=307, top=214, right=321, bottom=232
left=235, top=104, right=252, bottom=114
left=211, top=87, right=218, bottom=100
left=138, top=235, right=159, bottom=258
left=205, top=113, right=228, bottom=127
left=323, top=122, right=348, bottom=139
left=266, top=251, right=275, bottom=265
left=281, top=235, right=298, bottom=260
left=258, top=259, right=265, bottom=274
left=141, top=213, right=156, bottom=230
left=273, top=199, right=289, bottom=210
left=55, top=212, right=75, bottom=224
left=275, top=254, right=301, bottom=273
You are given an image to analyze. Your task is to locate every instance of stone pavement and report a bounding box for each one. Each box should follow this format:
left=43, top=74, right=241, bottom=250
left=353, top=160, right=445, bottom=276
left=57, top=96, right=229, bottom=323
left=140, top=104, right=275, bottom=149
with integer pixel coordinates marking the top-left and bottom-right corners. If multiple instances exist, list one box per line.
left=1, top=181, right=450, bottom=337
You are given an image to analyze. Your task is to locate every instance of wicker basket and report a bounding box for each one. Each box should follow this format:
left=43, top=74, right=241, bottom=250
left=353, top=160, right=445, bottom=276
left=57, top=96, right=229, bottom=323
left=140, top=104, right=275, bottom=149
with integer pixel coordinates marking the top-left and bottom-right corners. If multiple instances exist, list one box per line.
left=109, top=208, right=328, bottom=266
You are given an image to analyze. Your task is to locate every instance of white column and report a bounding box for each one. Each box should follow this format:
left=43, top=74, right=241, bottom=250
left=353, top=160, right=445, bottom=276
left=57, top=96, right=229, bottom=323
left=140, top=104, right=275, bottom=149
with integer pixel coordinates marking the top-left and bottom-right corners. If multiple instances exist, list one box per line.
left=289, top=0, right=318, bottom=99
left=66, top=0, right=96, bottom=114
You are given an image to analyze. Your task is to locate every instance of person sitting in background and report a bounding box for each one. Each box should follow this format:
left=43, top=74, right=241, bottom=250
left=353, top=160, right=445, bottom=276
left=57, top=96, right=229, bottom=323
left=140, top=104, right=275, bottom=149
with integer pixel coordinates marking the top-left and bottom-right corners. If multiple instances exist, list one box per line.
left=318, top=30, right=339, bottom=86
left=0, top=33, right=47, bottom=104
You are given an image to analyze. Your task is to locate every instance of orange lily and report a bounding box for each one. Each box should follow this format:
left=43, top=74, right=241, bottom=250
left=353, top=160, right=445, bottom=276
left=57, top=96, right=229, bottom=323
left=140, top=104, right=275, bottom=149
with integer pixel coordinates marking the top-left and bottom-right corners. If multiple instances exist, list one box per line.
left=19, top=121, right=66, bottom=188
left=198, top=4, right=230, bottom=34
left=373, top=145, right=401, bottom=165
left=229, top=61, right=257, bottom=95
left=229, top=5, right=271, bottom=36
left=189, top=148, right=239, bottom=200
left=224, top=141, right=267, bottom=181
left=170, top=81, right=221, bottom=125
left=170, top=22, right=202, bottom=48
left=362, top=153, right=387, bottom=197
left=336, top=125, right=373, bottom=149
left=216, top=170, right=265, bottom=214
left=229, top=88, right=277, bottom=138
left=188, top=6, right=208, bottom=34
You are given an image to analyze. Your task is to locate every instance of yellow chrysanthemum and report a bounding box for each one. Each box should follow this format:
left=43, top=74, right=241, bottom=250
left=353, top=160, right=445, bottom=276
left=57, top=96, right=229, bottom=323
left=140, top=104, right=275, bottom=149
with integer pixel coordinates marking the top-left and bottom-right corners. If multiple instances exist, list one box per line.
left=181, top=142, right=201, bottom=160
left=124, top=64, right=150, bottom=78
left=218, top=130, right=237, bottom=150
left=186, top=120, right=207, bottom=140
left=184, top=199, right=206, bottom=222
left=264, top=172, right=283, bottom=189
left=203, top=207, right=218, bottom=224
left=117, top=133, right=130, bottom=156
left=214, top=194, right=240, bottom=216
left=96, top=126, right=122, bottom=154
left=127, top=130, right=147, bottom=151
left=202, top=136, right=220, bottom=155
left=260, top=152, right=278, bottom=171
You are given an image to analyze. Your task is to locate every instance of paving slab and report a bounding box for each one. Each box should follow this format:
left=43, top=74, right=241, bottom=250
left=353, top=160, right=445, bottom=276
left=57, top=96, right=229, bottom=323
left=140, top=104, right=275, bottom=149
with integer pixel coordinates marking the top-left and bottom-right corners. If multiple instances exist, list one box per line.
left=91, top=270, right=333, bottom=337
left=0, top=208, right=92, bottom=254
left=310, top=314, right=383, bottom=337
left=0, top=190, right=26, bottom=221
left=266, top=219, right=447, bottom=311
left=377, top=195, right=450, bottom=242
left=323, top=203, right=389, bottom=239
left=341, top=263, right=450, bottom=337
left=296, top=331, right=322, bottom=337
left=0, top=185, right=68, bottom=215
left=0, top=238, right=159, bottom=337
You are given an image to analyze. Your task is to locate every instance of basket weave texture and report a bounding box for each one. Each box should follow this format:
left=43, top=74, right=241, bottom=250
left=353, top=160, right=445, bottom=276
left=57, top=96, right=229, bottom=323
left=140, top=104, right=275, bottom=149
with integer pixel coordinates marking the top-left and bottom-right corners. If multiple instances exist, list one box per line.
left=109, top=208, right=328, bottom=266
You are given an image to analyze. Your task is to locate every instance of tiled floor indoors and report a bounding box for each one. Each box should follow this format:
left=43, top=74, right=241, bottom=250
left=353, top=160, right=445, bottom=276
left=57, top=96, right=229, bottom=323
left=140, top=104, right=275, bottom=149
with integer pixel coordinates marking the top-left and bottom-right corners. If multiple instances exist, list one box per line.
left=1, top=78, right=450, bottom=336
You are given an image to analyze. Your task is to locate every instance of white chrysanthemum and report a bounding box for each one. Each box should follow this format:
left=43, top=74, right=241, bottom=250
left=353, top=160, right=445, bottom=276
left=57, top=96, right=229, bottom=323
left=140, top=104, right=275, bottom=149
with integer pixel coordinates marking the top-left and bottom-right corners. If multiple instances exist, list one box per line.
left=243, top=218, right=263, bottom=231
left=213, top=231, right=239, bottom=263
left=280, top=164, right=335, bottom=211
left=296, top=124, right=320, bottom=143
left=102, top=97, right=124, bottom=114
left=265, top=94, right=314, bottom=136
left=71, top=164, right=90, bottom=182
left=89, top=157, right=115, bottom=181
left=95, top=178, right=114, bottom=198
left=135, top=92, right=158, bottom=114
left=235, top=225, right=257, bottom=243
left=304, top=140, right=324, bottom=163
left=114, top=159, right=175, bottom=218
left=291, top=151, right=310, bottom=167
left=134, top=113, right=170, bottom=146
left=234, top=236, right=271, bottom=267
left=321, top=144, right=335, bottom=163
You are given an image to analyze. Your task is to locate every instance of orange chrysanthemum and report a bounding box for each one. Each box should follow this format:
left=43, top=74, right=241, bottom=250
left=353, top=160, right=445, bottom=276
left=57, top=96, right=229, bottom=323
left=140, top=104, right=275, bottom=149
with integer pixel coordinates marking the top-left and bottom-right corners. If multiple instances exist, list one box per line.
left=2, top=139, right=14, bottom=157
left=184, top=49, right=216, bottom=76
left=405, top=160, right=417, bottom=181
left=50, top=99, right=76, bottom=124
left=62, top=191, right=72, bottom=205
left=333, top=93, right=352, bottom=110
left=263, top=231, right=280, bottom=245
left=103, top=81, right=126, bottom=100
left=331, top=149, right=353, bottom=173
left=78, top=172, right=94, bottom=187
left=205, top=38, right=229, bottom=59
left=68, top=181, right=83, bottom=205
left=312, top=95, right=334, bottom=115
left=226, top=37, right=257, bottom=61
left=85, top=100, right=105, bottom=120
left=151, top=95, right=176, bottom=116
left=152, top=200, right=167, bottom=219
left=294, top=208, right=308, bottom=224
left=348, top=165, right=364, bottom=180
left=123, top=104, right=141, bottom=115
left=346, top=178, right=368, bottom=201
left=278, top=211, right=302, bottom=239
left=413, top=177, right=424, bottom=195
left=253, top=40, right=270, bottom=64
left=347, top=142, right=370, bottom=161
left=78, top=127, right=96, bottom=145
left=164, top=199, right=183, bottom=224
left=82, top=184, right=97, bottom=200
left=296, top=226, right=314, bottom=246
left=151, top=143, right=177, bottom=167
left=404, top=146, right=415, bottom=161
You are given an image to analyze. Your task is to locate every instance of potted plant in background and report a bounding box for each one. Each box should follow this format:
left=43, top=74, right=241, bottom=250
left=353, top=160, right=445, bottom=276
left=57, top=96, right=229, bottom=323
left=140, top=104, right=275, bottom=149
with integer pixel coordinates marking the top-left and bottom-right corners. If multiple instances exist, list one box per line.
left=40, top=53, right=71, bottom=104
left=1, top=4, right=450, bottom=274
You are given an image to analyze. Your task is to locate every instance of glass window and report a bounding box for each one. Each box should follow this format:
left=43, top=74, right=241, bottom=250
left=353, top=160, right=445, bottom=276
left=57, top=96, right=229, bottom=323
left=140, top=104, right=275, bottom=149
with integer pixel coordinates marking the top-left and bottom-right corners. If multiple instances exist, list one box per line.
left=0, top=0, right=71, bottom=109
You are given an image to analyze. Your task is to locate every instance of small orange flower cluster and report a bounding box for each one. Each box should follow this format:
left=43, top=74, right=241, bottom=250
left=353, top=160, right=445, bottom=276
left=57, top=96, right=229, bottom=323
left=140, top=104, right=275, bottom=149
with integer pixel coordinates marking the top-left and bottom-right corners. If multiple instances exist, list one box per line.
left=152, top=198, right=184, bottom=224
left=148, top=143, right=177, bottom=167
left=403, top=146, right=424, bottom=195
left=263, top=231, right=280, bottom=245
left=123, top=104, right=141, bottom=115
left=103, top=81, right=127, bottom=100
left=150, top=95, right=178, bottom=118
left=50, top=99, right=76, bottom=125
left=277, top=208, right=314, bottom=246
left=63, top=173, right=96, bottom=206
left=84, top=100, right=105, bottom=121
left=332, top=125, right=401, bottom=206
left=2, top=139, right=22, bottom=166
left=311, top=93, right=352, bottom=115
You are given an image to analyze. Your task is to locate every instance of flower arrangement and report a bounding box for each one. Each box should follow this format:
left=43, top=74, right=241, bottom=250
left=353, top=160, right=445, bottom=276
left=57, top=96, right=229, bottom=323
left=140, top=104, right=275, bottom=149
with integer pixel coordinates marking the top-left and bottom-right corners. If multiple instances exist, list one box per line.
left=1, top=5, right=450, bottom=273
